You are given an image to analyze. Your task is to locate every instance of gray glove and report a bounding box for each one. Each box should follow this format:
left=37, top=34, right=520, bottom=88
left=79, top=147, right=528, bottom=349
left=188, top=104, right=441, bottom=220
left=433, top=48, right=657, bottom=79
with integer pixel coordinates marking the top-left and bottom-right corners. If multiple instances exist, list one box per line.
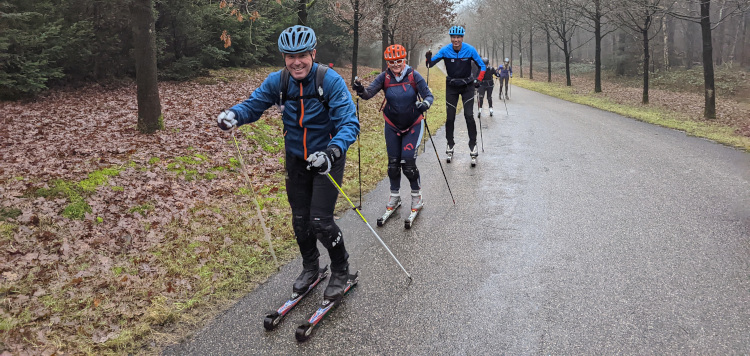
left=306, top=146, right=341, bottom=175
left=217, top=110, right=237, bottom=131
left=415, top=100, right=431, bottom=113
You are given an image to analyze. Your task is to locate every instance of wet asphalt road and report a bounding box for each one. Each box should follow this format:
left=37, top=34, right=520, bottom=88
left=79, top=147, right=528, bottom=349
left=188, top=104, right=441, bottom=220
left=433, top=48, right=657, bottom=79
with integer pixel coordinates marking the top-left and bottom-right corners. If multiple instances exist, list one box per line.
left=164, top=84, right=750, bottom=355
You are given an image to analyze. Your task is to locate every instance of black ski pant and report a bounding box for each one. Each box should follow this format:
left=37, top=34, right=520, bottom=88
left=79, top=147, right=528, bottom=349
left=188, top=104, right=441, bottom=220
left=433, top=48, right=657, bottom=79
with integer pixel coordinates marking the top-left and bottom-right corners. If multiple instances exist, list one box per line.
left=498, top=76, right=510, bottom=96
left=477, top=84, right=494, bottom=109
left=286, top=152, right=349, bottom=273
left=445, top=83, right=477, bottom=149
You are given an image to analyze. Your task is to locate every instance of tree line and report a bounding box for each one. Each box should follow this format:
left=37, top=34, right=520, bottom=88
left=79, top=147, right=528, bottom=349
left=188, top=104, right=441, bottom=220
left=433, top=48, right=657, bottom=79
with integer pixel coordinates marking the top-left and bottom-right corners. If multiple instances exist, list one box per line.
left=461, top=0, right=750, bottom=119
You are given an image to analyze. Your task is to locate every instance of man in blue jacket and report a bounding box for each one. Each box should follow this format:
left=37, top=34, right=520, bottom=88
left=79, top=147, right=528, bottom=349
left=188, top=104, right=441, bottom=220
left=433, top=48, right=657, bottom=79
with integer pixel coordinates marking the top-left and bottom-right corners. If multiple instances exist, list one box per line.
left=425, top=25, right=486, bottom=165
left=217, top=25, right=360, bottom=301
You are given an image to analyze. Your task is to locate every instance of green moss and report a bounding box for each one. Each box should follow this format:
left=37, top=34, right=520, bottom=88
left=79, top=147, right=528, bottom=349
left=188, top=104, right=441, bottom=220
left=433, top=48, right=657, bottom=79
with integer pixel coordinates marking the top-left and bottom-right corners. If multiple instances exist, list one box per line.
left=0, top=207, right=22, bottom=221
left=148, top=157, right=161, bottom=165
left=128, top=203, right=154, bottom=215
left=111, top=186, right=124, bottom=192
left=78, top=167, right=122, bottom=193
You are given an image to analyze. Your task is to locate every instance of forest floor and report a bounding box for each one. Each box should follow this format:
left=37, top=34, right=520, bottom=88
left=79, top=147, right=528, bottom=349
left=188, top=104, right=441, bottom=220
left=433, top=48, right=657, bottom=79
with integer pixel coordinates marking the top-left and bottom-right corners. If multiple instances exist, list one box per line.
left=0, top=65, right=449, bottom=355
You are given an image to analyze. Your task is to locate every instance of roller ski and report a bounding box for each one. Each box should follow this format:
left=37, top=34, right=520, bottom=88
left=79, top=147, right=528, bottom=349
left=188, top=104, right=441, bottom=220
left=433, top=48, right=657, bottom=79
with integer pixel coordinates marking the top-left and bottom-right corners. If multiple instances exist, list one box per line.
left=264, top=265, right=329, bottom=331
left=446, top=144, right=454, bottom=163
left=376, top=193, right=402, bottom=227
left=295, top=270, right=359, bottom=342
left=404, top=191, right=423, bottom=229
left=470, top=145, right=478, bottom=167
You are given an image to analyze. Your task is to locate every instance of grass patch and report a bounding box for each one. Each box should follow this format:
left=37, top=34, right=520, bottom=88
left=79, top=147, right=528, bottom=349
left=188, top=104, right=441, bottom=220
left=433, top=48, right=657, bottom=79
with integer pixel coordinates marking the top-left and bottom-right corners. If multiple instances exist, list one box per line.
left=0, top=206, right=22, bottom=221
left=128, top=203, right=155, bottom=216
left=34, top=166, right=125, bottom=219
left=513, top=76, right=750, bottom=151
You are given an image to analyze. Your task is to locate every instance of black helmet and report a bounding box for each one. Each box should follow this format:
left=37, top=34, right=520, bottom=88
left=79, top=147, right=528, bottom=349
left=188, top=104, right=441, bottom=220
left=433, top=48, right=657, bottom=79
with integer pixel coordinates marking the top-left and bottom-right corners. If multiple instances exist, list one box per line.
left=482, top=57, right=489, bottom=65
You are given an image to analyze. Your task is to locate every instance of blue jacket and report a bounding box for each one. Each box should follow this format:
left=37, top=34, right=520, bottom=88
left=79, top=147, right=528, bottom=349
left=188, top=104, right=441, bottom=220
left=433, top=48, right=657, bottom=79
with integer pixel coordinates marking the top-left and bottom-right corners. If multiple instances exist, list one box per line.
left=427, top=43, right=486, bottom=82
left=358, top=66, right=434, bottom=130
left=498, top=64, right=513, bottom=78
left=230, top=63, right=360, bottom=160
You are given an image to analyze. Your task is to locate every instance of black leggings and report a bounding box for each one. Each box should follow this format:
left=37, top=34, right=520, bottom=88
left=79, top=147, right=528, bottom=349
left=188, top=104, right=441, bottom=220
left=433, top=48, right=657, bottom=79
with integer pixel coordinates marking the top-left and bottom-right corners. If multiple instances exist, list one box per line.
left=445, top=84, right=477, bottom=148
left=478, top=84, right=494, bottom=108
left=285, top=152, right=349, bottom=272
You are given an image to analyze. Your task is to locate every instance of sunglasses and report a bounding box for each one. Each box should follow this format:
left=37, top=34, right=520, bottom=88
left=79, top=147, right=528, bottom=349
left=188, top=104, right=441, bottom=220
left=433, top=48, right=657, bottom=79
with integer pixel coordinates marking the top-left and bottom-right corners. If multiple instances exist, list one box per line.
left=387, top=59, right=405, bottom=65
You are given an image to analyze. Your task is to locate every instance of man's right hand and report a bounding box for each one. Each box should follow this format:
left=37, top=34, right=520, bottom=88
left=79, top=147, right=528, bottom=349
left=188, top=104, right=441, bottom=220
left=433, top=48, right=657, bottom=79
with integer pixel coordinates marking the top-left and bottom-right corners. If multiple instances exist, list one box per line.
left=217, top=110, right=237, bottom=131
left=425, top=50, right=432, bottom=66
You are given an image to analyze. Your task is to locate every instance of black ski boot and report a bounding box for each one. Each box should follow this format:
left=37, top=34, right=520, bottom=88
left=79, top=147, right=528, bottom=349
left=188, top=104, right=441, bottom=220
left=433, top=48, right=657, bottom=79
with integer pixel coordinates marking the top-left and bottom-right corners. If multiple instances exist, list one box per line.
left=323, top=266, right=350, bottom=301
left=293, top=261, right=320, bottom=294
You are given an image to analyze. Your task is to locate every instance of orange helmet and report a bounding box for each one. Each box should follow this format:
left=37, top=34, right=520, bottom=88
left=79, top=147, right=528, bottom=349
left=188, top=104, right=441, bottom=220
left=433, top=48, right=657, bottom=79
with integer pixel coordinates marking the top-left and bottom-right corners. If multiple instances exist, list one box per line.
left=384, top=44, right=407, bottom=61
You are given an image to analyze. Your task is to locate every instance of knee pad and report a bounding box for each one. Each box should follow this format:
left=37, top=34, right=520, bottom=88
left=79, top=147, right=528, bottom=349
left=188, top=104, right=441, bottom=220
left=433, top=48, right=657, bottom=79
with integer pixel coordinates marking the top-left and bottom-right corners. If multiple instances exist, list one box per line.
left=388, top=157, right=401, bottom=180
left=311, top=217, right=343, bottom=250
left=292, top=214, right=312, bottom=240
left=402, top=160, right=420, bottom=181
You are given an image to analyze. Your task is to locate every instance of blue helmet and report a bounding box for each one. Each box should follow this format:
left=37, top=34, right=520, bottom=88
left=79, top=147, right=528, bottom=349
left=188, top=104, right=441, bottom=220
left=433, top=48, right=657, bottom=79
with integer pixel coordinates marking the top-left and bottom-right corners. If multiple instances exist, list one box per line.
left=449, top=26, right=465, bottom=36
left=278, top=25, right=317, bottom=54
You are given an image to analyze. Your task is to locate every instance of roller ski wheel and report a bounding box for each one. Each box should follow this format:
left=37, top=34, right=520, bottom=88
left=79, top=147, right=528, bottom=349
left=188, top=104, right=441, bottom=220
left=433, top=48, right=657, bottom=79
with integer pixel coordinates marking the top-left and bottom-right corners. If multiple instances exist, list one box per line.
left=295, top=271, right=359, bottom=342
left=376, top=199, right=402, bottom=227
left=446, top=145, right=454, bottom=163
left=263, top=266, right=329, bottom=331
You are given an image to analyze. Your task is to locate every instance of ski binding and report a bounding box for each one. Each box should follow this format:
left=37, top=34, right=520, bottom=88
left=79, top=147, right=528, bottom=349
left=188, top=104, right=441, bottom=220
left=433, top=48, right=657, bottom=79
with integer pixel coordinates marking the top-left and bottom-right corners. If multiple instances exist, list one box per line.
left=263, top=266, right=329, bottom=331
left=376, top=200, right=402, bottom=227
left=295, top=271, right=359, bottom=342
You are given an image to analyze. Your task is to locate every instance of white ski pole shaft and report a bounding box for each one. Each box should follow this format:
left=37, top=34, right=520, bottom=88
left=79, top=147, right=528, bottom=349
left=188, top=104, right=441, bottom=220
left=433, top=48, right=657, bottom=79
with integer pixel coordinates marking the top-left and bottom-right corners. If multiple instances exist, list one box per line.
left=326, top=173, right=412, bottom=280
left=231, top=131, right=280, bottom=269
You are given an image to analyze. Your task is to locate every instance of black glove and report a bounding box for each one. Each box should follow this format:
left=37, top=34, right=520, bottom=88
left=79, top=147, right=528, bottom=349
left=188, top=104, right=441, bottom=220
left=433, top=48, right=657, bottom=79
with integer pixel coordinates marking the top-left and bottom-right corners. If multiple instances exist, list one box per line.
left=474, top=79, right=480, bottom=88
left=352, top=78, right=364, bottom=95
left=425, top=50, right=432, bottom=66
left=306, top=146, right=341, bottom=175
left=415, top=100, right=431, bottom=113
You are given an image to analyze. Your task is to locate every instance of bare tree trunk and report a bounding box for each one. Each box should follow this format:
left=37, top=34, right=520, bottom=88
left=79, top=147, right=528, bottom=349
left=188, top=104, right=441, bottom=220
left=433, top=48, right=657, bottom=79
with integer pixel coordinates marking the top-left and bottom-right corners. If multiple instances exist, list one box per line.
left=351, top=0, right=359, bottom=85
left=642, top=25, right=650, bottom=104
left=381, top=0, right=389, bottom=71
left=700, top=0, right=716, bottom=119
left=547, top=29, right=552, bottom=82
left=518, top=32, right=523, bottom=78
left=529, top=25, right=534, bottom=80
left=297, top=0, right=308, bottom=25
left=594, top=0, right=602, bottom=92
left=617, top=30, right=628, bottom=75
left=564, top=39, right=571, bottom=86
left=131, top=0, right=163, bottom=134
left=742, top=11, right=750, bottom=67
left=715, top=0, right=727, bottom=65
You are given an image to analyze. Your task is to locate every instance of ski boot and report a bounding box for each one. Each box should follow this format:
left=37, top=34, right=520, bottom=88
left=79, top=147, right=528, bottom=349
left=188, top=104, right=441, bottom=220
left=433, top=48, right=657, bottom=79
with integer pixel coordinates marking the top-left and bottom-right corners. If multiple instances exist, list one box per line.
left=470, top=145, right=478, bottom=167
left=295, top=269, right=359, bottom=342
left=478, top=110, right=481, bottom=118
left=323, top=266, right=351, bottom=302
left=505, top=94, right=509, bottom=100
left=377, top=192, right=402, bottom=227
left=446, top=144, right=454, bottom=163
left=489, top=108, right=494, bottom=116
left=264, top=264, right=328, bottom=331
left=293, top=261, right=321, bottom=294
left=404, top=190, right=423, bottom=229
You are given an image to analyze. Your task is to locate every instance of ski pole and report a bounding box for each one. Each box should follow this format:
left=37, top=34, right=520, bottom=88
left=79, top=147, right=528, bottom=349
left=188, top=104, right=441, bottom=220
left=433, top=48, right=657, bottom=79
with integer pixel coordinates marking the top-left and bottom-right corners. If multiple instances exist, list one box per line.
left=425, top=66, right=456, bottom=205
left=478, top=108, right=484, bottom=153
left=501, top=83, right=509, bottom=116
left=230, top=130, right=280, bottom=269
left=356, top=98, right=363, bottom=209
left=326, top=173, right=412, bottom=280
